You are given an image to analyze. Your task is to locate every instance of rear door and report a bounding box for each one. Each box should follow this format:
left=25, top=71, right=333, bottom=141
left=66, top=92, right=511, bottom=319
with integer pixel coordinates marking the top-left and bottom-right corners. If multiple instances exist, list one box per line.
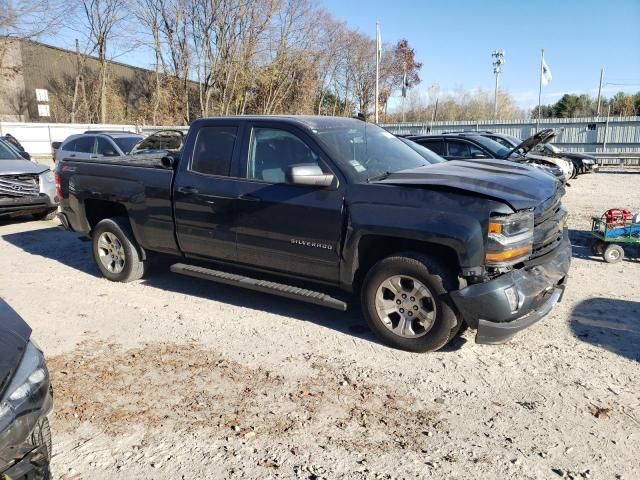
left=173, top=122, right=243, bottom=262
left=232, top=123, right=344, bottom=282
left=59, top=135, right=95, bottom=161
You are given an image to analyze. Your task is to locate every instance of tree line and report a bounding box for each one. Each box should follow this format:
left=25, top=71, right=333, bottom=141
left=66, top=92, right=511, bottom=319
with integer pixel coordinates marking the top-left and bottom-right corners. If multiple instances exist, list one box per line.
left=1, top=0, right=422, bottom=125
left=532, top=91, right=640, bottom=119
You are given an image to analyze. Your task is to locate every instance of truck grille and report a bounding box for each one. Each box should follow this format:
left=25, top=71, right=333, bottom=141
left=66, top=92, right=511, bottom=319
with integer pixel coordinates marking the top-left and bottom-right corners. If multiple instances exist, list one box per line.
left=532, top=191, right=567, bottom=259
left=0, top=174, right=40, bottom=197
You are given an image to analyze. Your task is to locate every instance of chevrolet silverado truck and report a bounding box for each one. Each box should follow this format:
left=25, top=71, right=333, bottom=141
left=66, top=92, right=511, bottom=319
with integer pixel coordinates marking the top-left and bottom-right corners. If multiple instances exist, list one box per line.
left=55, top=116, right=571, bottom=352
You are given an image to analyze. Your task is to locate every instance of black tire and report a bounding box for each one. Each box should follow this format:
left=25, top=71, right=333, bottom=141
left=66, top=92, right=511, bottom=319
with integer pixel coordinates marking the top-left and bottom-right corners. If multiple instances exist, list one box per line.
left=591, top=239, right=606, bottom=256
left=30, top=417, right=52, bottom=479
left=361, top=253, right=461, bottom=353
left=603, top=244, right=624, bottom=264
left=32, top=209, right=57, bottom=221
left=92, top=217, right=146, bottom=282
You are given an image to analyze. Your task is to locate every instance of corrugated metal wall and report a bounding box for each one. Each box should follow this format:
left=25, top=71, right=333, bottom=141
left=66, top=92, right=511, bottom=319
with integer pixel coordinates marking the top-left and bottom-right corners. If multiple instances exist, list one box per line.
left=381, top=116, right=640, bottom=152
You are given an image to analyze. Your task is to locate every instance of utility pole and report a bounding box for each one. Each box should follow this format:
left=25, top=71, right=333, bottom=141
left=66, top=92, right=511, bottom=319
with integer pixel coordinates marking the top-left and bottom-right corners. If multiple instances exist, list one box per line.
left=491, top=49, right=505, bottom=120
left=375, top=22, right=381, bottom=123
left=596, top=68, right=604, bottom=116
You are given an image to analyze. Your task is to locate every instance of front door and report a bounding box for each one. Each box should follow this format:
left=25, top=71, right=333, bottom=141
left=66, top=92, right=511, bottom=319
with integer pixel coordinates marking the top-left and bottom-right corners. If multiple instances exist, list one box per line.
left=233, top=125, right=344, bottom=282
left=173, top=124, right=242, bottom=262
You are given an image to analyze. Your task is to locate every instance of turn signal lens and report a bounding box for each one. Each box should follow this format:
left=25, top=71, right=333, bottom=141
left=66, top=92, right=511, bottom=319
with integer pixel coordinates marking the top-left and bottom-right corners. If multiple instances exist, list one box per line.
left=485, top=246, right=532, bottom=263
left=485, top=211, right=534, bottom=266
left=488, top=223, right=503, bottom=234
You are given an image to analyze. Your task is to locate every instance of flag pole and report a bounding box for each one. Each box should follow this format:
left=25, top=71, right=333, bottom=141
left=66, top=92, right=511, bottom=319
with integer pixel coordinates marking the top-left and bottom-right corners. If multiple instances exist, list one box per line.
left=536, top=48, right=544, bottom=132
left=375, top=21, right=380, bottom=124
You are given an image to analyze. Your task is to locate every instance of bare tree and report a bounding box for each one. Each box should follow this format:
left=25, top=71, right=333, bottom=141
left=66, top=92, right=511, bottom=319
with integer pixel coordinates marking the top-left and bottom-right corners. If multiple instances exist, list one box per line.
left=79, top=0, right=127, bottom=123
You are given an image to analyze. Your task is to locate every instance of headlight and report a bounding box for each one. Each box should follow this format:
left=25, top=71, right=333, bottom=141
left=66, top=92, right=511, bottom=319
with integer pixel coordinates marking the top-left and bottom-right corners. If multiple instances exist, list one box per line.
left=485, top=211, right=534, bottom=266
left=40, top=170, right=54, bottom=183
left=0, top=342, right=49, bottom=434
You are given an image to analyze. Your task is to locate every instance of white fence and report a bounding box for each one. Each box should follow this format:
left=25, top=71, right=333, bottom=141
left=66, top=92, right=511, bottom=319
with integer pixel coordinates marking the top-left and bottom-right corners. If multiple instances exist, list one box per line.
left=0, top=121, right=187, bottom=159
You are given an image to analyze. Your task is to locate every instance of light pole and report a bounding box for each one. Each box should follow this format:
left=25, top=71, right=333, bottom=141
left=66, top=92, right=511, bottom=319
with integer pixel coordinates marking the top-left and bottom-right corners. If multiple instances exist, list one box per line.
left=491, top=50, right=505, bottom=120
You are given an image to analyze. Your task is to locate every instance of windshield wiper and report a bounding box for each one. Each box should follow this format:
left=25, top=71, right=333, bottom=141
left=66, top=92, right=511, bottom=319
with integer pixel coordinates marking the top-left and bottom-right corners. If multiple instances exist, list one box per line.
left=367, top=171, right=393, bottom=182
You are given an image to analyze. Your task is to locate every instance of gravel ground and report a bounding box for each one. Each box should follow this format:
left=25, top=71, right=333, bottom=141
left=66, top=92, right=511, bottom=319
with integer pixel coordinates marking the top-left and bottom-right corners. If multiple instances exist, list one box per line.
left=0, top=170, right=639, bottom=480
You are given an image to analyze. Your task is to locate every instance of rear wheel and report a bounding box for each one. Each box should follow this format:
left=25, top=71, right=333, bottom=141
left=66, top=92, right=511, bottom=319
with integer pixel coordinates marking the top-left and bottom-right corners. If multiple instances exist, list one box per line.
left=361, top=253, right=461, bottom=352
left=591, top=239, right=606, bottom=256
left=92, top=217, right=146, bottom=282
left=603, top=244, right=624, bottom=264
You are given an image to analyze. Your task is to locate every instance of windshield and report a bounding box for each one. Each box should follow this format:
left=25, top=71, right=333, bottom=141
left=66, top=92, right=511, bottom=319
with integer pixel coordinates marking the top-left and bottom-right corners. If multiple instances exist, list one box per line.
left=546, top=143, right=562, bottom=154
left=467, top=135, right=512, bottom=158
left=311, top=123, right=430, bottom=181
left=398, top=137, right=445, bottom=164
left=0, top=140, right=22, bottom=160
left=114, top=136, right=143, bottom=154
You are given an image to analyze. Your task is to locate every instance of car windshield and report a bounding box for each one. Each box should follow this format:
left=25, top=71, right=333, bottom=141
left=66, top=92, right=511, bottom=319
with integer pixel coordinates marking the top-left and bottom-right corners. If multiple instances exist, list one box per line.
left=0, top=140, right=22, bottom=160
left=467, top=135, right=512, bottom=158
left=311, top=123, right=430, bottom=181
left=114, top=136, right=143, bottom=154
left=546, top=143, right=562, bottom=154
left=398, top=137, right=446, bottom=164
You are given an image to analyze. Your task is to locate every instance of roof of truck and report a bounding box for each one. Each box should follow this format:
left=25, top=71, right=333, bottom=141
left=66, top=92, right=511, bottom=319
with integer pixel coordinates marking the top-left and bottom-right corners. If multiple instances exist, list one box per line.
left=194, top=115, right=366, bottom=130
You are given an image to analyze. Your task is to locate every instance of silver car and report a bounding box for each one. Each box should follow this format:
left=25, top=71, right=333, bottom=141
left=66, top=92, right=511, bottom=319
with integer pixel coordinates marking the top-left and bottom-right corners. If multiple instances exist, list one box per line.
left=0, top=139, right=57, bottom=220
left=56, top=131, right=143, bottom=162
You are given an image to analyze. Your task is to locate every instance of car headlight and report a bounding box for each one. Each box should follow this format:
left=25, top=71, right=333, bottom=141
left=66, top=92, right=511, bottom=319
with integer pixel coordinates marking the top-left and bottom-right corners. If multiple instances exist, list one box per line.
left=0, top=342, right=49, bottom=434
left=485, top=211, right=534, bottom=266
left=39, top=170, right=54, bottom=183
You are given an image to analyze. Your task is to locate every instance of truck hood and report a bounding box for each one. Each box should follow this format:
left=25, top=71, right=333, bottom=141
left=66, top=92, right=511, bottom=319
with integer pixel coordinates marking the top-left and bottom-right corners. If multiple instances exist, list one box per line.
left=0, top=299, right=32, bottom=399
left=376, top=159, right=559, bottom=211
left=0, top=159, right=49, bottom=176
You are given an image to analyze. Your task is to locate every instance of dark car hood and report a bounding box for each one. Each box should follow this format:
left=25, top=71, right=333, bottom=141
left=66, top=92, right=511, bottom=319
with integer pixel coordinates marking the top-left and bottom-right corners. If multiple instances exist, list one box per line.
left=0, top=299, right=32, bottom=399
left=0, top=159, right=48, bottom=176
left=376, top=159, right=559, bottom=211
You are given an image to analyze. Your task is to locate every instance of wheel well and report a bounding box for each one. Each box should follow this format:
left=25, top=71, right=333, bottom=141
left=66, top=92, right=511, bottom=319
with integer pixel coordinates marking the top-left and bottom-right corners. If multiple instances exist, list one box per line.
left=354, top=235, right=459, bottom=288
left=84, top=199, right=128, bottom=232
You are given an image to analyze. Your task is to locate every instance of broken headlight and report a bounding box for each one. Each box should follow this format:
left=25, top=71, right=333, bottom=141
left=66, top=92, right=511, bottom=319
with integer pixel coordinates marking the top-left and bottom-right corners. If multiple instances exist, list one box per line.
left=0, top=342, right=50, bottom=434
left=485, top=211, right=534, bottom=266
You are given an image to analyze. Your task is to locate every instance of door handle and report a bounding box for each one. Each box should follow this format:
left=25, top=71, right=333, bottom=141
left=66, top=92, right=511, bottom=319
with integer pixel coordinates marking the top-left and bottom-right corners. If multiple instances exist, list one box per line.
left=239, top=193, right=261, bottom=203
left=177, top=186, right=199, bottom=194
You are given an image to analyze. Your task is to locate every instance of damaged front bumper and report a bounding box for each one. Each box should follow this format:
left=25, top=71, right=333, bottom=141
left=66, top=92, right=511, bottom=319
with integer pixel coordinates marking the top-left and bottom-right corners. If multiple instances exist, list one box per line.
left=451, top=231, right=571, bottom=344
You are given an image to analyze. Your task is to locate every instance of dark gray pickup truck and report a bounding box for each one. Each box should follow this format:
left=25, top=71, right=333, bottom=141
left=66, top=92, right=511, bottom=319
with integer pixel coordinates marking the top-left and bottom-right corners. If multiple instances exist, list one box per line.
left=56, top=116, right=571, bottom=352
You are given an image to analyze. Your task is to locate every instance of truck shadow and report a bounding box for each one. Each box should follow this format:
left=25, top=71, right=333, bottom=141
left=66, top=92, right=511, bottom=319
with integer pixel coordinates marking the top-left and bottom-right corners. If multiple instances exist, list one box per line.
left=3, top=225, right=470, bottom=351
left=1, top=226, right=101, bottom=277
left=570, top=298, right=640, bottom=362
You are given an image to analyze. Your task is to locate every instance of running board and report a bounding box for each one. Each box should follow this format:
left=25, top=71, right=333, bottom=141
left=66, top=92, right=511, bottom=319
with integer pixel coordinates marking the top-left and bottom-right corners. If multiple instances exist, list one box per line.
left=170, top=263, right=348, bottom=311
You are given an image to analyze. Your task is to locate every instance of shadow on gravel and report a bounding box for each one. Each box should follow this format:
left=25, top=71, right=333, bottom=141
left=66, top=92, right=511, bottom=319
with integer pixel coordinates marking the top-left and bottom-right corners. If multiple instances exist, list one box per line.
left=569, top=228, right=639, bottom=262
left=3, top=225, right=469, bottom=352
left=2, top=226, right=100, bottom=277
left=571, top=298, right=640, bottom=362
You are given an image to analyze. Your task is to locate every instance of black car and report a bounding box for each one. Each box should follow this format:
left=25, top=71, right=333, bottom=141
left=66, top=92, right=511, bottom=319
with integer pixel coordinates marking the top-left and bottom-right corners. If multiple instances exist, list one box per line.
left=472, top=131, right=596, bottom=177
left=397, top=137, right=446, bottom=164
left=410, top=130, right=571, bottom=183
left=56, top=116, right=571, bottom=352
left=0, top=298, right=53, bottom=479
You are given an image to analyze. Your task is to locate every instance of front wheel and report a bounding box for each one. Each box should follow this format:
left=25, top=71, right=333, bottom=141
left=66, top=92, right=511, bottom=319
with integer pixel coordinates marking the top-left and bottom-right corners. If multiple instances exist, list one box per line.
left=92, top=217, right=146, bottom=282
left=361, top=253, right=461, bottom=352
left=603, top=244, right=624, bottom=264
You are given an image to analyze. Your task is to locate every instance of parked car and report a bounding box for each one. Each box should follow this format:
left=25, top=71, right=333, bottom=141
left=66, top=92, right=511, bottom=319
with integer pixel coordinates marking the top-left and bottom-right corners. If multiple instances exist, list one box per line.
left=0, top=298, right=53, bottom=479
left=474, top=131, right=596, bottom=177
left=410, top=130, right=572, bottom=182
left=130, top=129, right=185, bottom=155
left=56, top=131, right=143, bottom=162
left=1, top=139, right=58, bottom=220
left=56, top=116, right=571, bottom=352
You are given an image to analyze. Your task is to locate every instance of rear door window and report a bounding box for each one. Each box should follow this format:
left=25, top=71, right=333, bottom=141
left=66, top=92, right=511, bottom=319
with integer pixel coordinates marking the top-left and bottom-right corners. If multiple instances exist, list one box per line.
left=61, top=138, right=77, bottom=152
left=416, top=139, right=444, bottom=155
left=445, top=140, right=471, bottom=158
left=191, top=126, right=238, bottom=176
left=74, top=136, right=95, bottom=153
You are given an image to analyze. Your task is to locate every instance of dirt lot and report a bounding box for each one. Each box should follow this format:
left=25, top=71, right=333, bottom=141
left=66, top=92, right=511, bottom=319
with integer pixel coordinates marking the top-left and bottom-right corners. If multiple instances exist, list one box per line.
left=1, top=170, right=639, bottom=480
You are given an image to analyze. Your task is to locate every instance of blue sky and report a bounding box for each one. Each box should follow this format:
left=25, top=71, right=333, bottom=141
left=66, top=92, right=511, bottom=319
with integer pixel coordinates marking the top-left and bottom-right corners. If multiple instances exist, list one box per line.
left=322, top=0, right=640, bottom=109
left=46, top=0, right=640, bottom=111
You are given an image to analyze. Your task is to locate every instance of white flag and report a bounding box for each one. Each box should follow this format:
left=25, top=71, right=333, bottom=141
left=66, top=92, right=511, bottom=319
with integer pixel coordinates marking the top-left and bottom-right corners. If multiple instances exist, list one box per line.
left=541, top=57, right=552, bottom=86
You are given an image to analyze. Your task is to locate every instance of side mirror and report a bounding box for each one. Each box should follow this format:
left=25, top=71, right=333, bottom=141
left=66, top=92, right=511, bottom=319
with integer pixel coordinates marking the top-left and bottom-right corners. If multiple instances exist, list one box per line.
left=161, top=155, right=176, bottom=169
left=286, top=164, right=334, bottom=187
